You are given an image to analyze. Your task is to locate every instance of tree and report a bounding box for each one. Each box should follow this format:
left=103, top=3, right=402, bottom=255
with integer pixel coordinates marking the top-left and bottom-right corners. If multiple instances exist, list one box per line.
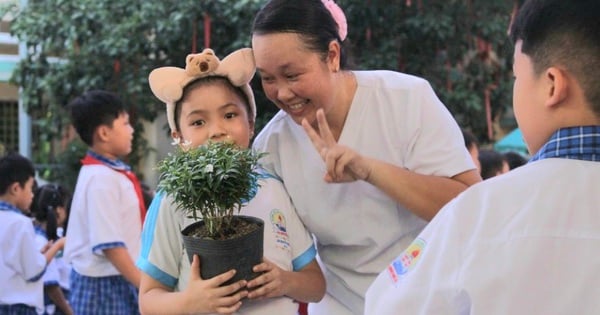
left=2, top=0, right=515, bottom=190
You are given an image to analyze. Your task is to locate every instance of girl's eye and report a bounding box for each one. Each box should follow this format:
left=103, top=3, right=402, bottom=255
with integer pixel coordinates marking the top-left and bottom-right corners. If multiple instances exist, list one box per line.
left=191, top=119, right=205, bottom=126
left=286, top=74, right=298, bottom=80
left=225, top=113, right=238, bottom=119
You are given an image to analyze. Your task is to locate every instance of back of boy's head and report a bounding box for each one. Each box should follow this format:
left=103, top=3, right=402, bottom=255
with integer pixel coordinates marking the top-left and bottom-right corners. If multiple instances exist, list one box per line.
left=0, top=153, right=35, bottom=195
left=509, top=0, right=600, bottom=116
left=67, top=90, right=126, bottom=146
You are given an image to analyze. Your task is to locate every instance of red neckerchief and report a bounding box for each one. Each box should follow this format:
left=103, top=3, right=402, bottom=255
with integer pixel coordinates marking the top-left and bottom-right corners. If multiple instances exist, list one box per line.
left=80, top=154, right=147, bottom=224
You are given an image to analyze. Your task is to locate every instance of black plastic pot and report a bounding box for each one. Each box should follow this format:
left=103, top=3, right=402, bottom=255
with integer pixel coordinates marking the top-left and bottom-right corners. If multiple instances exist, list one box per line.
left=181, top=215, right=264, bottom=285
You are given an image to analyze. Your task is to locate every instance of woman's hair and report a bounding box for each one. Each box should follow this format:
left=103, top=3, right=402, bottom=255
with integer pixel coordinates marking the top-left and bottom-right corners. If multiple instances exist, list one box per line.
left=31, top=184, right=69, bottom=241
left=252, top=0, right=351, bottom=69
left=174, top=76, right=251, bottom=132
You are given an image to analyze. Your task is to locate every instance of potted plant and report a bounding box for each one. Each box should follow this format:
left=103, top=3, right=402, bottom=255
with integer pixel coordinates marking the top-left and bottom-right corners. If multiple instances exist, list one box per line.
left=156, top=140, right=266, bottom=284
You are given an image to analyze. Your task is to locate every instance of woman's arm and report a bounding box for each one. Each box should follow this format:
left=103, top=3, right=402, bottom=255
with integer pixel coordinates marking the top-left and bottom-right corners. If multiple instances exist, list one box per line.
left=246, top=258, right=325, bottom=303
left=302, top=109, right=481, bottom=221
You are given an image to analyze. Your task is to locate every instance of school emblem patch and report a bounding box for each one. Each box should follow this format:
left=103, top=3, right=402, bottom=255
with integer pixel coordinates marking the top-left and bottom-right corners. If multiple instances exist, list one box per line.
left=270, top=209, right=290, bottom=251
left=387, top=238, right=426, bottom=284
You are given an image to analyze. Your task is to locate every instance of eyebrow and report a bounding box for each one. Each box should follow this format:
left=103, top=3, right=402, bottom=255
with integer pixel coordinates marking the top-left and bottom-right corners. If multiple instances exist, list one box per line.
left=256, top=63, right=293, bottom=74
left=185, top=103, right=241, bottom=117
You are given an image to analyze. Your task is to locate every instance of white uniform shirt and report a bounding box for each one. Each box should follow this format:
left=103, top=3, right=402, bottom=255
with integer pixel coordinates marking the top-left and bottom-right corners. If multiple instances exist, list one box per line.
left=253, top=70, right=474, bottom=314
left=366, top=158, right=600, bottom=314
left=137, top=175, right=317, bottom=315
left=64, top=164, right=142, bottom=276
left=0, top=204, right=46, bottom=312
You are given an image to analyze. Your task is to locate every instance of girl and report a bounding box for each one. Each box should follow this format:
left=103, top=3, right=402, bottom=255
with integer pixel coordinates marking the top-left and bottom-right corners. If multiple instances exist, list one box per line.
left=138, top=48, right=325, bottom=315
left=31, top=184, right=73, bottom=315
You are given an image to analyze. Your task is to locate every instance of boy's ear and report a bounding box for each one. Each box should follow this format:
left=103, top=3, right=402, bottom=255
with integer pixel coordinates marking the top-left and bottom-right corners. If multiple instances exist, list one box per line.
left=97, top=125, right=111, bottom=142
left=8, top=182, right=20, bottom=195
left=544, top=66, right=568, bottom=108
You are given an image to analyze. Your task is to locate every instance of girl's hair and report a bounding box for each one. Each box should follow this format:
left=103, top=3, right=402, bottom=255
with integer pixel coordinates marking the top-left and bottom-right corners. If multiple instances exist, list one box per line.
left=31, top=184, right=69, bottom=241
left=252, top=0, right=351, bottom=69
left=174, top=76, right=251, bottom=132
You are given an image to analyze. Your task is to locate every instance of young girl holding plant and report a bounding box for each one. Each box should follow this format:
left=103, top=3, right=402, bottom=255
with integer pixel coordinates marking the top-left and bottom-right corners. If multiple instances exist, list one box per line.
left=137, top=48, right=325, bottom=315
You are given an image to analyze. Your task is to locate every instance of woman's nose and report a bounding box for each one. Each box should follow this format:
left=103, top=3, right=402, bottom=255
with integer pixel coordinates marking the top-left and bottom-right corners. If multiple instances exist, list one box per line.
left=276, top=84, right=295, bottom=103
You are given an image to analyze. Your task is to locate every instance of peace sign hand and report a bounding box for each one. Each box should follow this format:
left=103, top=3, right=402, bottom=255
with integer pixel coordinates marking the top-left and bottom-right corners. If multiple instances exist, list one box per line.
left=301, top=109, right=372, bottom=183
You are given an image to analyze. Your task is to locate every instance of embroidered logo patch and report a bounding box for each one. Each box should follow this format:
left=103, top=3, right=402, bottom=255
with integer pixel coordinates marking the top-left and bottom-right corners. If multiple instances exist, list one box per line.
left=270, top=209, right=290, bottom=251
left=387, top=237, right=426, bottom=284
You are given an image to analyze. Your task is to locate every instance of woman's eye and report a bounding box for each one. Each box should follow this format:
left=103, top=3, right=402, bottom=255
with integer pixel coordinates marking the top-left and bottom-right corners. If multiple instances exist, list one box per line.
left=286, top=74, right=298, bottom=80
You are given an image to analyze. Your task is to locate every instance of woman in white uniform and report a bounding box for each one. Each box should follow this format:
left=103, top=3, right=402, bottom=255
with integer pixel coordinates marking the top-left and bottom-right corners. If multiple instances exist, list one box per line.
left=250, top=1, right=482, bottom=314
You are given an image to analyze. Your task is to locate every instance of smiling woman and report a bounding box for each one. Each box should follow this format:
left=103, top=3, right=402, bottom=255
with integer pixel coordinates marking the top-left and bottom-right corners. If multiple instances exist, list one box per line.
left=251, top=1, right=482, bottom=314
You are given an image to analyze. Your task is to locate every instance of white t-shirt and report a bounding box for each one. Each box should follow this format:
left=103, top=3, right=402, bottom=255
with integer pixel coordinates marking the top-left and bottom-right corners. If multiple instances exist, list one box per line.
left=366, top=158, right=600, bottom=314
left=64, top=164, right=142, bottom=277
left=137, top=175, right=317, bottom=315
left=253, top=70, right=474, bottom=314
left=0, top=206, right=46, bottom=312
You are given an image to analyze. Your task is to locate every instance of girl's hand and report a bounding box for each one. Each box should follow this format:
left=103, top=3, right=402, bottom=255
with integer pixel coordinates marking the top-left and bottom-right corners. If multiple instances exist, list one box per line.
left=302, top=108, right=372, bottom=183
left=246, top=257, right=288, bottom=300
left=184, top=255, right=248, bottom=314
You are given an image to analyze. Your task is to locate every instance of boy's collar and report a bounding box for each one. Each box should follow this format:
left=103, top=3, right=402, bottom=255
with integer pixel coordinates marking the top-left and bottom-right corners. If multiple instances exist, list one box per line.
left=529, top=126, right=600, bottom=162
left=0, top=200, right=24, bottom=214
left=84, top=150, right=130, bottom=171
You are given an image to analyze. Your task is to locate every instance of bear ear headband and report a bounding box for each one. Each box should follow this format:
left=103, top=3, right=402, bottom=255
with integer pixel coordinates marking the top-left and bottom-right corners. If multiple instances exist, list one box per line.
left=148, top=47, right=256, bottom=133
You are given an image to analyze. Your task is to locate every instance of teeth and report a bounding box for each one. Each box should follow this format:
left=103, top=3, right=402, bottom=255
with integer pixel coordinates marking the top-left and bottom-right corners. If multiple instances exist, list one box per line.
left=288, top=102, right=304, bottom=110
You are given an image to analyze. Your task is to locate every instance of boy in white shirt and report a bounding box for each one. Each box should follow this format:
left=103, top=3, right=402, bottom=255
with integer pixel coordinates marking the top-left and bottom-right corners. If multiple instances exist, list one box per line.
left=365, top=0, right=600, bottom=314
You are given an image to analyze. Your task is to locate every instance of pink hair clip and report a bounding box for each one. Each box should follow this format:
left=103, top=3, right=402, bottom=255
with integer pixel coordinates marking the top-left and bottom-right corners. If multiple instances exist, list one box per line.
left=322, top=0, right=348, bottom=41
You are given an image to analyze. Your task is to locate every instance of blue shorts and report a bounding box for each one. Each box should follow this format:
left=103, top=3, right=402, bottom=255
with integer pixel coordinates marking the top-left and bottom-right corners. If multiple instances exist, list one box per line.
left=0, top=304, right=37, bottom=315
left=69, top=270, right=139, bottom=315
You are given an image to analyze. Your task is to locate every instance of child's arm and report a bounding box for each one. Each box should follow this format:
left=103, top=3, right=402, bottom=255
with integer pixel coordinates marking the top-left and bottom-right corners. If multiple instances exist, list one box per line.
left=104, top=247, right=141, bottom=288
left=139, top=255, right=249, bottom=315
left=41, top=237, right=66, bottom=263
left=246, top=257, right=325, bottom=302
left=45, top=285, right=73, bottom=315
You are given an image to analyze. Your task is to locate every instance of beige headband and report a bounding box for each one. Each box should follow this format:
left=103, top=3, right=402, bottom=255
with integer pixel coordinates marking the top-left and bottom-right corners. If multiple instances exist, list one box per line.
left=148, top=48, right=256, bottom=133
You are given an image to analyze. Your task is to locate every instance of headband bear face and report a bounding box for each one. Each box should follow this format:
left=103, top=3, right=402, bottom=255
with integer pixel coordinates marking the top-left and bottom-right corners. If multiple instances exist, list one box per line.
left=148, top=48, right=256, bottom=133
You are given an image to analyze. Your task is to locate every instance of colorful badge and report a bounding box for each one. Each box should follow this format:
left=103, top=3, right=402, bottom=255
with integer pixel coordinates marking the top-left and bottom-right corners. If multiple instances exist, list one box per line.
left=387, top=237, right=426, bottom=284
left=270, top=209, right=290, bottom=251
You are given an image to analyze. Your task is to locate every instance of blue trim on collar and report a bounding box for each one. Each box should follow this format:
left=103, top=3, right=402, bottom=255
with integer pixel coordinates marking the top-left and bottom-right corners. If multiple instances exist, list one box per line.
left=87, top=150, right=131, bottom=171
left=530, top=126, right=600, bottom=163
left=0, top=201, right=23, bottom=214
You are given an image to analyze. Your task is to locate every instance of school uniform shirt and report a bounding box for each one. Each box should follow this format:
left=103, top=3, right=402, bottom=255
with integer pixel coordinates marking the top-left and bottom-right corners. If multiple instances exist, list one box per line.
left=253, top=70, right=475, bottom=314
left=137, top=174, right=317, bottom=315
left=0, top=202, right=46, bottom=313
left=365, top=126, right=600, bottom=314
left=64, top=161, right=142, bottom=277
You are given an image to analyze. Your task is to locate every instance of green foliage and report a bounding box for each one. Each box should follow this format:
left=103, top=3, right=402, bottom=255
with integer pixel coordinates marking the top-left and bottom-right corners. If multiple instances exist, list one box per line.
left=1, top=0, right=516, bottom=186
left=157, top=141, right=265, bottom=238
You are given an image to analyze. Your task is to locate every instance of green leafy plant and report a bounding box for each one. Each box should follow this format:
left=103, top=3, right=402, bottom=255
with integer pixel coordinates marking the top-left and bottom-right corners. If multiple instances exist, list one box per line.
left=157, top=141, right=265, bottom=238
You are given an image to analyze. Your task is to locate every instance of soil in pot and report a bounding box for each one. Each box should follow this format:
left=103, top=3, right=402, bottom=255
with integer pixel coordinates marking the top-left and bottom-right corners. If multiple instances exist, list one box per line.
left=181, top=215, right=264, bottom=286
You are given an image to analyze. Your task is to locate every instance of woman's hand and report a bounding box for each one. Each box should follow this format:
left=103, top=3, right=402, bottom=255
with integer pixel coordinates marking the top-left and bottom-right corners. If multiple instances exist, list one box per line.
left=302, top=108, right=372, bottom=183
